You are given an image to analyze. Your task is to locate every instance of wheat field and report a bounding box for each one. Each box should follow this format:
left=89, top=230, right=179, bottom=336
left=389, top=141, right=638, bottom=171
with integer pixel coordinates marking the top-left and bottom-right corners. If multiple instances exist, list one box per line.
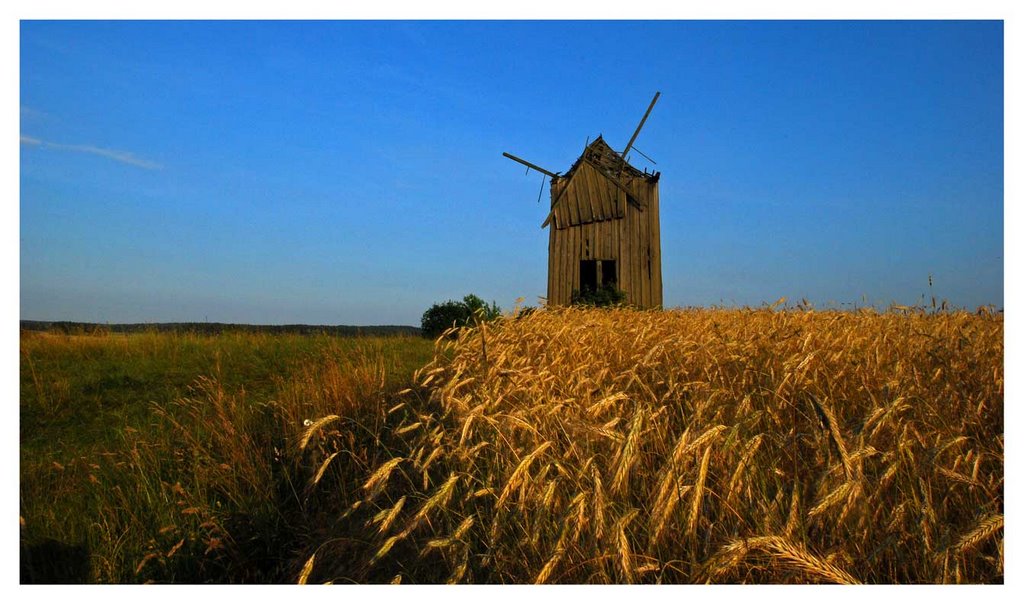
left=301, top=306, right=1003, bottom=584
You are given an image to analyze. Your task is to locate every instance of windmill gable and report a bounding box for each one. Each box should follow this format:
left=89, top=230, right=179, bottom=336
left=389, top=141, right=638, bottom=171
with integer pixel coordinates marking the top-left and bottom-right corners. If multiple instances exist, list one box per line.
left=549, top=160, right=626, bottom=229
left=549, top=136, right=659, bottom=229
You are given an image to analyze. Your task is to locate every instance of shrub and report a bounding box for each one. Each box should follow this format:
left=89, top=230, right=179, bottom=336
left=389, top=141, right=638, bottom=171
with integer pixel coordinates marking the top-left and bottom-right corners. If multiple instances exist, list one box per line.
left=421, top=294, right=501, bottom=339
left=571, top=284, right=627, bottom=308
left=461, top=294, right=502, bottom=323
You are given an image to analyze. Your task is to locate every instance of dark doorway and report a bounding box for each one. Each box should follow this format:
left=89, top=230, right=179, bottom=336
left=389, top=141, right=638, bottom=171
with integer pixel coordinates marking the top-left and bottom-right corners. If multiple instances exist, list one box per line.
left=601, top=260, right=617, bottom=287
left=580, top=260, right=598, bottom=292
left=580, top=259, right=617, bottom=291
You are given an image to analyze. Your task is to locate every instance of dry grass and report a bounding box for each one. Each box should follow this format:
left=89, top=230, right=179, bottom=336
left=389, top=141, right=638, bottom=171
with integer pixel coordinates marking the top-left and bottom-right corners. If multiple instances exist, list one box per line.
left=304, top=306, right=1003, bottom=584
left=20, top=331, right=433, bottom=582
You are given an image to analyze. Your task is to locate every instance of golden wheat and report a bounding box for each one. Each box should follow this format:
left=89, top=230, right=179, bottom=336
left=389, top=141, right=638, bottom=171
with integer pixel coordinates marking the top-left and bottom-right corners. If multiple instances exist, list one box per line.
left=954, top=514, right=1004, bottom=554
left=309, top=306, right=1002, bottom=584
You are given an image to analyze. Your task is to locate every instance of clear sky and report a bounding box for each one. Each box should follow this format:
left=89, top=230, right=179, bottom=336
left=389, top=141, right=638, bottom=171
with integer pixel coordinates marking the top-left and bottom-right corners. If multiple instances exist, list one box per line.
left=19, top=20, right=1003, bottom=325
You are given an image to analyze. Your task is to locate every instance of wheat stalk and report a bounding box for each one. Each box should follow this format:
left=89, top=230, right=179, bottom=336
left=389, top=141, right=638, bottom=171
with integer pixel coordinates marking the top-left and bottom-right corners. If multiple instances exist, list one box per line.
left=616, top=509, right=639, bottom=583
left=954, top=514, right=1003, bottom=554
left=687, top=444, right=713, bottom=539
left=726, top=434, right=763, bottom=504
left=297, top=553, right=315, bottom=584
left=731, top=535, right=861, bottom=584
left=810, top=395, right=854, bottom=481
left=611, top=408, right=645, bottom=495
left=535, top=521, right=571, bottom=584
left=363, top=457, right=405, bottom=500
left=309, top=452, right=339, bottom=488
left=592, top=466, right=607, bottom=540
left=371, top=495, right=406, bottom=534
left=299, top=415, right=340, bottom=450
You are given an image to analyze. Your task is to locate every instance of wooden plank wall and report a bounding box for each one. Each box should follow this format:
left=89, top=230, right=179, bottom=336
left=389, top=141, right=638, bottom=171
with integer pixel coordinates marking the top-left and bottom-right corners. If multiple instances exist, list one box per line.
left=547, top=178, right=564, bottom=304
left=553, top=162, right=625, bottom=229
left=649, top=183, right=663, bottom=307
left=548, top=178, right=661, bottom=308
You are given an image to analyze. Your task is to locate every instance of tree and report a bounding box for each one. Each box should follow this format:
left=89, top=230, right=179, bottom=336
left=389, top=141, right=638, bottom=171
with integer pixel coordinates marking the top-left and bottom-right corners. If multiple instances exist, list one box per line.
left=421, top=294, right=501, bottom=339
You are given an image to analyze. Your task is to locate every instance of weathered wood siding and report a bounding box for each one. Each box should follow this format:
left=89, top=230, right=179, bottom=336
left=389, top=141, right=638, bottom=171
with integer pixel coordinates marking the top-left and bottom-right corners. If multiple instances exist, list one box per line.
left=550, top=161, right=625, bottom=229
left=547, top=177, right=662, bottom=309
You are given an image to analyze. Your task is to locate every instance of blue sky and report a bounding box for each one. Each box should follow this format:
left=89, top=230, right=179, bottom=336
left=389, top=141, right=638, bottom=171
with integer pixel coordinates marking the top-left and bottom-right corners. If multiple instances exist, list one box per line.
left=20, top=20, right=1003, bottom=325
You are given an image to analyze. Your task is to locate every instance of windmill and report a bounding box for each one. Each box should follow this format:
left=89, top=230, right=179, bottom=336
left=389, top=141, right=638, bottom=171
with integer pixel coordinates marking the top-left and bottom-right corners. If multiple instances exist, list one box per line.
left=503, top=92, right=663, bottom=309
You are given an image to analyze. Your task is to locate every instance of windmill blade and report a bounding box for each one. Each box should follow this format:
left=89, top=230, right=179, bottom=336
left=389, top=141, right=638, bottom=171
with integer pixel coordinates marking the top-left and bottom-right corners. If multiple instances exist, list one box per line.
left=618, top=91, right=660, bottom=173
left=502, top=152, right=559, bottom=178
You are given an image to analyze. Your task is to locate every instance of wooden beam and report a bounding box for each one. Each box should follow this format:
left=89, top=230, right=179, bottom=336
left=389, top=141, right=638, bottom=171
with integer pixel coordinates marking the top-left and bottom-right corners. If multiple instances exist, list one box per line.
left=650, top=182, right=663, bottom=307
left=621, top=92, right=660, bottom=163
left=618, top=92, right=660, bottom=176
left=541, top=176, right=574, bottom=229
left=502, top=152, right=559, bottom=178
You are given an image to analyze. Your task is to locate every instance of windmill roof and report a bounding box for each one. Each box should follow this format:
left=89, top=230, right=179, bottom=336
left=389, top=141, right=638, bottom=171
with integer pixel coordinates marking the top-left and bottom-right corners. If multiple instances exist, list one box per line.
left=560, top=135, right=658, bottom=182
left=544, top=135, right=659, bottom=230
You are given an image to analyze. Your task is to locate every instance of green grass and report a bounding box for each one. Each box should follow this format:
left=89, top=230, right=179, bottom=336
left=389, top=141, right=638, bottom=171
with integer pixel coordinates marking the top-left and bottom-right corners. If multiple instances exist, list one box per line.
left=20, top=329, right=434, bottom=583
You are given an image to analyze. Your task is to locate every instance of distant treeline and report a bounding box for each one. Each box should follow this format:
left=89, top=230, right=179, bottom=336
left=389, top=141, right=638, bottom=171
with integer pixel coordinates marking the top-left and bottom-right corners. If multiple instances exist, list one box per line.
left=20, top=320, right=420, bottom=337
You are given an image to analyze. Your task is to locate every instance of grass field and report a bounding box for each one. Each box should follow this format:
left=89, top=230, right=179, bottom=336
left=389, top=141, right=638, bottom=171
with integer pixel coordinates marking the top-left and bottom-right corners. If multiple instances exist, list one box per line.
left=20, top=329, right=433, bottom=582
left=20, top=306, right=1003, bottom=584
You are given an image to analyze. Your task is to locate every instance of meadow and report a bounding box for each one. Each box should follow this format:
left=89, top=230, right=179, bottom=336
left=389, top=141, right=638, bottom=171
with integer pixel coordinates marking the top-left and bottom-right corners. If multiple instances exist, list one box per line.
left=20, top=306, right=1003, bottom=584
left=20, top=329, right=433, bottom=582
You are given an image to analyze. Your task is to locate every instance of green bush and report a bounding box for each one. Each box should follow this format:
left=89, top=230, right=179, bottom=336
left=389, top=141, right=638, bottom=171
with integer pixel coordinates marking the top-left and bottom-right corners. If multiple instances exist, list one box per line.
left=571, top=284, right=628, bottom=308
left=421, top=294, right=501, bottom=339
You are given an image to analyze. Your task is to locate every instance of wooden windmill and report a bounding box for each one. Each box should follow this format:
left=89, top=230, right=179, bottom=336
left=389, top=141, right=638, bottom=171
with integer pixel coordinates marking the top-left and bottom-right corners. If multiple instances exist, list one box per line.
left=504, top=92, right=663, bottom=308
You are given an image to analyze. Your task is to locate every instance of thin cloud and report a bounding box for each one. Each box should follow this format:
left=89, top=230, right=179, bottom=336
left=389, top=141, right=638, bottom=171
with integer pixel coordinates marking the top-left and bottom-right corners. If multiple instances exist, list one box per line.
left=20, top=106, right=47, bottom=120
left=20, top=135, right=162, bottom=170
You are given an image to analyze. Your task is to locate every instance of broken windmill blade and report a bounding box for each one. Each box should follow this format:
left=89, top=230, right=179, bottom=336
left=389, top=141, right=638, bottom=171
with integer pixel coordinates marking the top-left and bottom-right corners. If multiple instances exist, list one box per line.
left=502, top=152, right=559, bottom=178
left=617, top=91, right=660, bottom=178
